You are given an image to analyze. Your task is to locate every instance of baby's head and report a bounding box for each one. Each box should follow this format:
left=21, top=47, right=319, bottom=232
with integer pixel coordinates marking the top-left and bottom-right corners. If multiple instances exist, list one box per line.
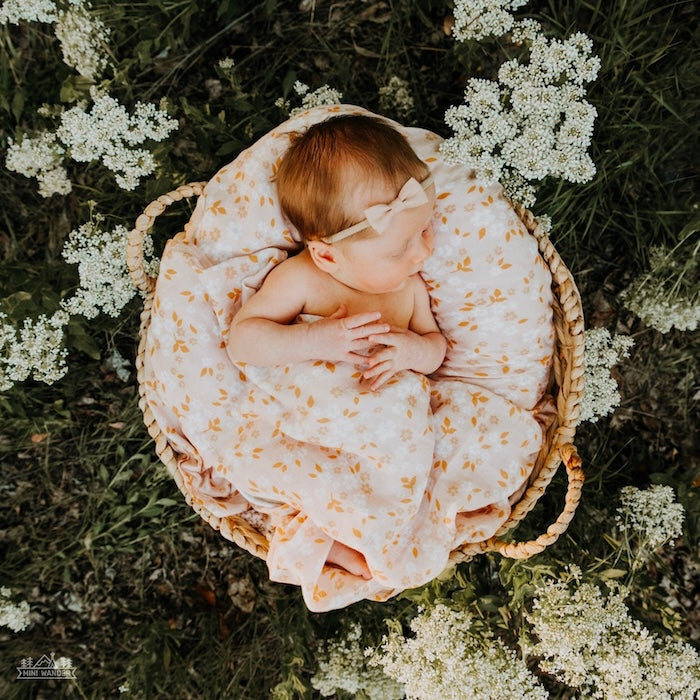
left=276, top=114, right=436, bottom=292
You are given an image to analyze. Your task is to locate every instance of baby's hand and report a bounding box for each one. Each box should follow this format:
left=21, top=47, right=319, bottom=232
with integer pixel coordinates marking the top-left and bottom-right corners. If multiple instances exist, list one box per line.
left=362, top=326, right=427, bottom=390
left=309, top=305, right=389, bottom=365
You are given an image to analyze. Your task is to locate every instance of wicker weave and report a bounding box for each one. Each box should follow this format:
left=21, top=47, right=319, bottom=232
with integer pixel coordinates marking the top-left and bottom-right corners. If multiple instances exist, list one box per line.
left=127, top=182, right=585, bottom=565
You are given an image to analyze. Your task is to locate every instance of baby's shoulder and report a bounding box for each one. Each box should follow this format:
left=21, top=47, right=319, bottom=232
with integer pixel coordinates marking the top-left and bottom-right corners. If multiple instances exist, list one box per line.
left=268, top=250, right=316, bottom=284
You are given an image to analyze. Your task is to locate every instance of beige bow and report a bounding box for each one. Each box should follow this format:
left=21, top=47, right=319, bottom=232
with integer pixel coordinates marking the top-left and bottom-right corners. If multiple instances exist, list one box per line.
left=322, top=174, right=434, bottom=243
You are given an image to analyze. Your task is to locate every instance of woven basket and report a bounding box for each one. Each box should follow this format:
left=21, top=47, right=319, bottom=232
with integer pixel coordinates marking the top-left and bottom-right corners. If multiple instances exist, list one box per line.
left=127, top=182, right=585, bottom=566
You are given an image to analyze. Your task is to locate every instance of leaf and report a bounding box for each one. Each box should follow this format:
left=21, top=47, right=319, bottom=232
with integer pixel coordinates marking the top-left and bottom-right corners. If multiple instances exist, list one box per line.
left=599, top=568, right=627, bottom=579
left=65, top=318, right=101, bottom=360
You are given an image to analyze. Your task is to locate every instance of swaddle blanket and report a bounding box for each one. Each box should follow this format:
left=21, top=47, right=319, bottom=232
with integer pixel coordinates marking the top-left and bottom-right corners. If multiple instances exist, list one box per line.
left=143, top=105, right=555, bottom=611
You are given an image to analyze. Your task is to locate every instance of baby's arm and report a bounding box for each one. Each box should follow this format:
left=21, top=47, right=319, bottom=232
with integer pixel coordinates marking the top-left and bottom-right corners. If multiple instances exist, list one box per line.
left=227, top=258, right=390, bottom=366
left=362, top=276, right=447, bottom=390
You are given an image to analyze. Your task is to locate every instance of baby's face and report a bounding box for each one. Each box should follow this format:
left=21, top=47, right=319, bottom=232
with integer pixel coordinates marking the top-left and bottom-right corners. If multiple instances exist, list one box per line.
left=331, top=176, right=436, bottom=294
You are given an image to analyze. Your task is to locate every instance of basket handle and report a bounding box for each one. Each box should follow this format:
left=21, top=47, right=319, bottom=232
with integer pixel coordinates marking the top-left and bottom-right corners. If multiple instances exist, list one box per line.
left=484, top=444, right=584, bottom=558
left=127, top=182, right=208, bottom=294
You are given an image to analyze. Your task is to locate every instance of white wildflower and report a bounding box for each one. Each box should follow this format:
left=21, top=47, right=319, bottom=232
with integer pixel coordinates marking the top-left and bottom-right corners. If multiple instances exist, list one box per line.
left=311, top=623, right=404, bottom=700
left=289, top=82, right=343, bottom=116
left=578, top=328, right=634, bottom=424
left=370, top=604, right=547, bottom=700
left=379, top=76, right=415, bottom=120
left=54, top=3, right=111, bottom=80
left=37, top=166, right=72, bottom=197
left=0, top=587, right=32, bottom=632
left=0, top=0, right=57, bottom=24
left=616, top=484, right=685, bottom=551
left=60, top=220, right=136, bottom=319
left=218, top=57, right=235, bottom=70
left=56, top=89, right=178, bottom=190
left=528, top=577, right=700, bottom=699
left=442, top=28, right=600, bottom=205
left=452, top=0, right=529, bottom=41
left=0, top=310, right=69, bottom=390
left=535, top=213, right=552, bottom=233
left=5, top=131, right=72, bottom=197
left=622, top=236, right=699, bottom=333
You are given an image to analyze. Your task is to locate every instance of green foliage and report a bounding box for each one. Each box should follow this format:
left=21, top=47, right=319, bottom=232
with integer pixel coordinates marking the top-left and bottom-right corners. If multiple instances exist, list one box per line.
left=0, top=1, right=697, bottom=698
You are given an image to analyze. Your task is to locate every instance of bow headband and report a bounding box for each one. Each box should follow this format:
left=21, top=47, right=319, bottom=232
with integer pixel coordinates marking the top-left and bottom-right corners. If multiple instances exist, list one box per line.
left=322, top=173, right=434, bottom=244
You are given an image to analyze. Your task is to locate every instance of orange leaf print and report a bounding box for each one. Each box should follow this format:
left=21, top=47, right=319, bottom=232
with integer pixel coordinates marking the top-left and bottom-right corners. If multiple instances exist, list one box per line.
left=208, top=199, right=227, bottom=215
left=352, top=528, right=362, bottom=538
left=437, top=191, right=451, bottom=200
left=441, top=417, right=456, bottom=435
left=470, top=391, right=488, bottom=406
left=478, top=227, right=486, bottom=240
left=206, top=418, right=222, bottom=432
left=401, top=476, right=416, bottom=493
left=456, top=255, right=472, bottom=272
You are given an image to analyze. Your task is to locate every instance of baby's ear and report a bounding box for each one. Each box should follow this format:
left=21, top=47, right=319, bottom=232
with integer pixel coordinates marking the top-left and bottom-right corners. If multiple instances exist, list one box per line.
left=307, top=239, right=339, bottom=272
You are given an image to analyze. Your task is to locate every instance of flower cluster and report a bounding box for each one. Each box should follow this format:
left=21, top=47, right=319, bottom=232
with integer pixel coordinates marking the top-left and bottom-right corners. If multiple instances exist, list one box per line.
left=527, top=575, right=700, bottom=699
left=379, top=76, right=415, bottom=120
left=616, top=484, right=685, bottom=552
left=55, top=90, right=178, bottom=190
left=0, top=0, right=58, bottom=24
left=0, top=587, right=32, bottom=632
left=54, top=2, right=110, bottom=80
left=6, top=90, right=179, bottom=195
left=370, top=604, right=547, bottom=700
left=0, top=0, right=110, bottom=80
left=60, top=219, right=137, bottom=318
left=0, top=310, right=69, bottom=390
left=622, top=237, right=699, bottom=333
left=578, top=327, right=634, bottom=423
left=5, top=131, right=72, bottom=197
left=275, top=81, right=344, bottom=116
left=441, top=27, right=600, bottom=206
left=452, top=0, right=529, bottom=41
left=310, top=623, right=404, bottom=699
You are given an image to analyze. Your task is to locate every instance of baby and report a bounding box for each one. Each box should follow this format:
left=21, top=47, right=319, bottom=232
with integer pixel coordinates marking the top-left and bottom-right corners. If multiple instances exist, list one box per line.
left=227, top=114, right=448, bottom=578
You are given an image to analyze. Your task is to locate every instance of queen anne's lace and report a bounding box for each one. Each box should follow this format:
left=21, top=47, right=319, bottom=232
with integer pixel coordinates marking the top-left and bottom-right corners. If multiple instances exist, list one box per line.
left=579, top=328, right=634, bottom=423
left=616, top=484, right=685, bottom=551
left=370, top=604, right=548, bottom=700
left=528, top=577, right=700, bottom=699
left=379, top=76, right=415, bottom=120
left=452, top=0, right=529, bottom=41
left=54, top=2, right=110, bottom=80
left=60, top=220, right=136, bottom=319
left=311, top=623, right=404, bottom=699
left=0, top=311, right=69, bottom=390
left=622, top=240, right=699, bottom=333
left=0, top=588, right=32, bottom=633
left=443, top=11, right=600, bottom=206
left=0, top=0, right=58, bottom=24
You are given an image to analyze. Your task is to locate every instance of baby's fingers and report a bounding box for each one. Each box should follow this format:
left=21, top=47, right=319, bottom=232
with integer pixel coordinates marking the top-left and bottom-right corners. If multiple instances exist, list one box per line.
left=363, top=357, right=393, bottom=381
left=343, top=311, right=383, bottom=330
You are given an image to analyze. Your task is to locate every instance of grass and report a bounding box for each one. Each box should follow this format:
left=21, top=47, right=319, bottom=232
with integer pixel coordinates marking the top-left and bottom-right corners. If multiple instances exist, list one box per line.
left=0, top=0, right=698, bottom=698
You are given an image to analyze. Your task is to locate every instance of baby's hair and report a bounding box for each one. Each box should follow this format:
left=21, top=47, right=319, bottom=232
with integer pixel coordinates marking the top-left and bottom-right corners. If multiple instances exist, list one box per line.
left=275, top=114, right=430, bottom=243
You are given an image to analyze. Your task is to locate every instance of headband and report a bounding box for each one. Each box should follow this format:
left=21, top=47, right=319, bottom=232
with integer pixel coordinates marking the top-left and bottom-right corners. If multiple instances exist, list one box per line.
left=321, top=173, right=434, bottom=244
